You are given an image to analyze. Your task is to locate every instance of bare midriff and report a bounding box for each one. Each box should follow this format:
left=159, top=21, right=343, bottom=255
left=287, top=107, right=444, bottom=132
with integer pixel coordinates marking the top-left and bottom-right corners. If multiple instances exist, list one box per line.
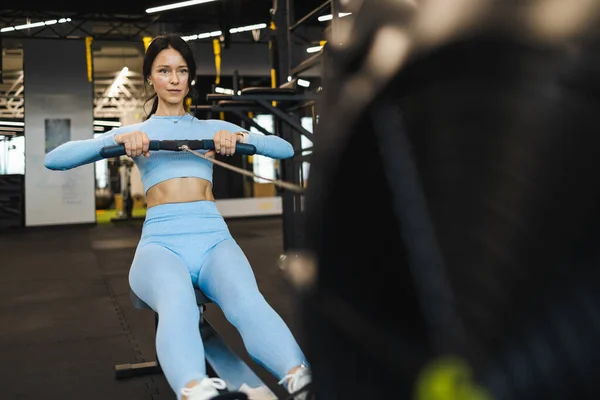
left=145, top=177, right=214, bottom=208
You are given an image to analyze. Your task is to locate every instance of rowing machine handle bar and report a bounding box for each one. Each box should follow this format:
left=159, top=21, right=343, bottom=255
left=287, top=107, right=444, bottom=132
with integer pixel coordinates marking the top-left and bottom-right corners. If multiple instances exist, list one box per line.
left=99, top=142, right=160, bottom=158
left=99, top=140, right=256, bottom=158
left=201, top=140, right=256, bottom=155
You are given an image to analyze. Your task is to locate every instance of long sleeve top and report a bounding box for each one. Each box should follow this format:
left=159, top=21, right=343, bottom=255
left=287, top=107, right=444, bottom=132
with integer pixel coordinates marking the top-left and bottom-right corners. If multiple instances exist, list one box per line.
left=44, top=114, right=294, bottom=194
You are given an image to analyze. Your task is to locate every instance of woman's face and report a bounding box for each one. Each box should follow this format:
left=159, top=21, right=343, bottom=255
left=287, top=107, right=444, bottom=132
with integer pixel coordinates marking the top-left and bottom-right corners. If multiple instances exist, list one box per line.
left=148, top=47, right=190, bottom=106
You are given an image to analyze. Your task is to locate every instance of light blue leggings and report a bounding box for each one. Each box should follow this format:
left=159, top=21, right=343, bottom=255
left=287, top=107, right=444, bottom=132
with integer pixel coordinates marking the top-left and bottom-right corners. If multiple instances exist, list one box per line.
left=128, top=201, right=307, bottom=398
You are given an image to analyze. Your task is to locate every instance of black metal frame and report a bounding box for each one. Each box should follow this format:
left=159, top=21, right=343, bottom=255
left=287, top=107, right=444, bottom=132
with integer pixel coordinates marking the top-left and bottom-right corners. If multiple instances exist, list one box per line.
left=0, top=174, right=24, bottom=230
left=0, top=12, right=160, bottom=41
left=114, top=296, right=213, bottom=379
left=192, top=104, right=274, bottom=136
left=0, top=11, right=270, bottom=43
left=203, top=92, right=316, bottom=139
left=116, top=288, right=277, bottom=396
left=272, top=0, right=345, bottom=250
left=285, top=0, right=342, bottom=78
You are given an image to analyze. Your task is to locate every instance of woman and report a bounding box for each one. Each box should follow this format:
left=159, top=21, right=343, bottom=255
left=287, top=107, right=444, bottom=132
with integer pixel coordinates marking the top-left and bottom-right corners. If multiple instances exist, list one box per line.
left=45, top=34, right=311, bottom=400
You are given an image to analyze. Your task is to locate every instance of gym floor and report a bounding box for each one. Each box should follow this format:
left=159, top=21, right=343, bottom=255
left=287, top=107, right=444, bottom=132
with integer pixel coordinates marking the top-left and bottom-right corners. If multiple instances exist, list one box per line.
left=0, top=216, right=303, bottom=400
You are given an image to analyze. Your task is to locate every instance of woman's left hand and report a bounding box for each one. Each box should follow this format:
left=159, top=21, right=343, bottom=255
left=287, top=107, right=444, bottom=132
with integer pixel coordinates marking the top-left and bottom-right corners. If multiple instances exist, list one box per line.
left=209, top=129, right=239, bottom=158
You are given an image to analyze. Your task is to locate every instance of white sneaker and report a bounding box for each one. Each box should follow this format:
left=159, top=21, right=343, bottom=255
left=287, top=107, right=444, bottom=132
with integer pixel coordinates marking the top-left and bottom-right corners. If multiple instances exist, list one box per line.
left=180, top=377, right=227, bottom=400
left=278, top=366, right=312, bottom=400
left=238, top=383, right=278, bottom=400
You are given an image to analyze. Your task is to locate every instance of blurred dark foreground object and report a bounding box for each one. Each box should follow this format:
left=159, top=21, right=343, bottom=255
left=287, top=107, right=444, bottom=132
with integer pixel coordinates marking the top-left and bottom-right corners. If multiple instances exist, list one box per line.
left=292, top=1, right=600, bottom=399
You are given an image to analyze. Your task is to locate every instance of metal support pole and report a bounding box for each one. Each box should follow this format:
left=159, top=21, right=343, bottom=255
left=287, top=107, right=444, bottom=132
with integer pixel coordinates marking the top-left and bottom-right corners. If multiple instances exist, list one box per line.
left=273, top=0, right=290, bottom=84
left=256, top=99, right=313, bottom=138
left=273, top=0, right=306, bottom=250
left=0, top=36, right=3, bottom=84
left=289, top=1, right=331, bottom=32
left=330, top=0, right=341, bottom=44
left=285, top=0, right=295, bottom=81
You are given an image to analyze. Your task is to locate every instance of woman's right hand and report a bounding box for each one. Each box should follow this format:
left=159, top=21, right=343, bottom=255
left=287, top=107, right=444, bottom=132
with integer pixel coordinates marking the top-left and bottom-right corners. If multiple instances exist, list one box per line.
left=114, top=130, right=151, bottom=158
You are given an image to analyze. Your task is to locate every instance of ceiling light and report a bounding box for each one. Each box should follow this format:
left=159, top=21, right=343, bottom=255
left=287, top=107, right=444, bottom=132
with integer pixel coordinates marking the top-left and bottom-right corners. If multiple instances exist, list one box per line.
left=146, top=0, right=219, bottom=14
left=318, top=12, right=352, bottom=22
left=107, top=67, right=129, bottom=98
left=94, top=120, right=121, bottom=127
left=0, top=17, right=71, bottom=33
left=182, top=30, right=222, bottom=41
left=214, top=87, right=235, bottom=95
left=182, top=23, right=268, bottom=42
left=229, top=23, right=267, bottom=33
left=0, top=121, right=24, bottom=127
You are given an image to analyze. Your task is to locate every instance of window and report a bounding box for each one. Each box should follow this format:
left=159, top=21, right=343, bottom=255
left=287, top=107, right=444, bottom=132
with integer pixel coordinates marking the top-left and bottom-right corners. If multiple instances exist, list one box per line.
left=250, top=115, right=276, bottom=184
left=249, top=115, right=315, bottom=185
left=301, top=117, right=313, bottom=182
left=93, top=133, right=109, bottom=189
left=0, top=135, right=25, bottom=175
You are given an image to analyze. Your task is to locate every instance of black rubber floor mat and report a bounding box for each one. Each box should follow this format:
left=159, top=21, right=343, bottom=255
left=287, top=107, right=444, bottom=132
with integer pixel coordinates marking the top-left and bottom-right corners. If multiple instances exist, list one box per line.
left=0, top=218, right=296, bottom=400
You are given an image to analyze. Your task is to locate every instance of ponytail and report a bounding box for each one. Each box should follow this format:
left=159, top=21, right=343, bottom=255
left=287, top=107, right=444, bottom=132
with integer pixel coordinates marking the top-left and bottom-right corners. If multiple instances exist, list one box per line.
left=144, top=94, right=159, bottom=121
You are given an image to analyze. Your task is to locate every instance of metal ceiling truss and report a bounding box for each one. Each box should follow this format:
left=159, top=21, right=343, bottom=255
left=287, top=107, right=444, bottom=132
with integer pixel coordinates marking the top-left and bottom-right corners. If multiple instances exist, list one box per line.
left=0, top=71, right=23, bottom=118
left=0, top=69, right=147, bottom=120
left=0, top=11, right=268, bottom=43
left=0, top=11, right=162, bottom=41
left=0, top=10, right=271, bottom=43
left=93, top=71, right=147, bottom=119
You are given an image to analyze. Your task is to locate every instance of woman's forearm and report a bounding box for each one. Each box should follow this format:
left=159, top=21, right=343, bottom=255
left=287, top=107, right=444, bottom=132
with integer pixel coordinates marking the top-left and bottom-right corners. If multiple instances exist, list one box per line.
left=240, top=131, right=295, bottom=159
left=44, top=132, right=119, bottom=171
left=207, top=120, right=295, bottom=159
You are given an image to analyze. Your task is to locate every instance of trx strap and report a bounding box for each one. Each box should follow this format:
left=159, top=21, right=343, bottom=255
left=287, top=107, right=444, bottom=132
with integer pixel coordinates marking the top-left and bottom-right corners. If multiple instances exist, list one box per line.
left=213, top=39, right=225, bottom=120
left=213, top=38, right=221, bottom=85
left=85, top=36, right=93, bottom=83
left=142, top=36, right=152, bottom=52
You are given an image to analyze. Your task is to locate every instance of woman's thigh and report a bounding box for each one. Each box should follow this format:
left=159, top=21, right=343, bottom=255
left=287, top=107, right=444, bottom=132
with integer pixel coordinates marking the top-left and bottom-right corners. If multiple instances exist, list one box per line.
left=129, top=243, right=199, bottom=313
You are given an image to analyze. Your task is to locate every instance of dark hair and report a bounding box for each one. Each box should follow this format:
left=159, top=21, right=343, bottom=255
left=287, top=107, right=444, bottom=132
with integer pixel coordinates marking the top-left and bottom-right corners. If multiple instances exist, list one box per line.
left=143, top=33, right=198, bottom=117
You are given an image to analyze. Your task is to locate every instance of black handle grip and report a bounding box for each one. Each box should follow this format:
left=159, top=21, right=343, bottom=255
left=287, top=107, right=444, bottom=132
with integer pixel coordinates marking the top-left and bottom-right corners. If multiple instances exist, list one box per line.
left=99, top=139, right=256, bottom=158
left=99, top=141, right=161, bottom=158
left=201, top=139, right=256, bottom=155
left=98, top=145, right=126, bottom=158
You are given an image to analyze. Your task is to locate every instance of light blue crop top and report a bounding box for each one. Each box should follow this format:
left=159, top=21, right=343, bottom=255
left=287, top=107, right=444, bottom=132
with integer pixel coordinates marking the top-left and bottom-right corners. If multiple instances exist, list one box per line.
left=44, top=114, right=295, bottom=194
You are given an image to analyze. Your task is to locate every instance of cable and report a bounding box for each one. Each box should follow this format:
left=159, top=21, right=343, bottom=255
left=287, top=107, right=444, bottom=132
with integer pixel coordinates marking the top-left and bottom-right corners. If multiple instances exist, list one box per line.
left=181, top=146, right=304, bottom=193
